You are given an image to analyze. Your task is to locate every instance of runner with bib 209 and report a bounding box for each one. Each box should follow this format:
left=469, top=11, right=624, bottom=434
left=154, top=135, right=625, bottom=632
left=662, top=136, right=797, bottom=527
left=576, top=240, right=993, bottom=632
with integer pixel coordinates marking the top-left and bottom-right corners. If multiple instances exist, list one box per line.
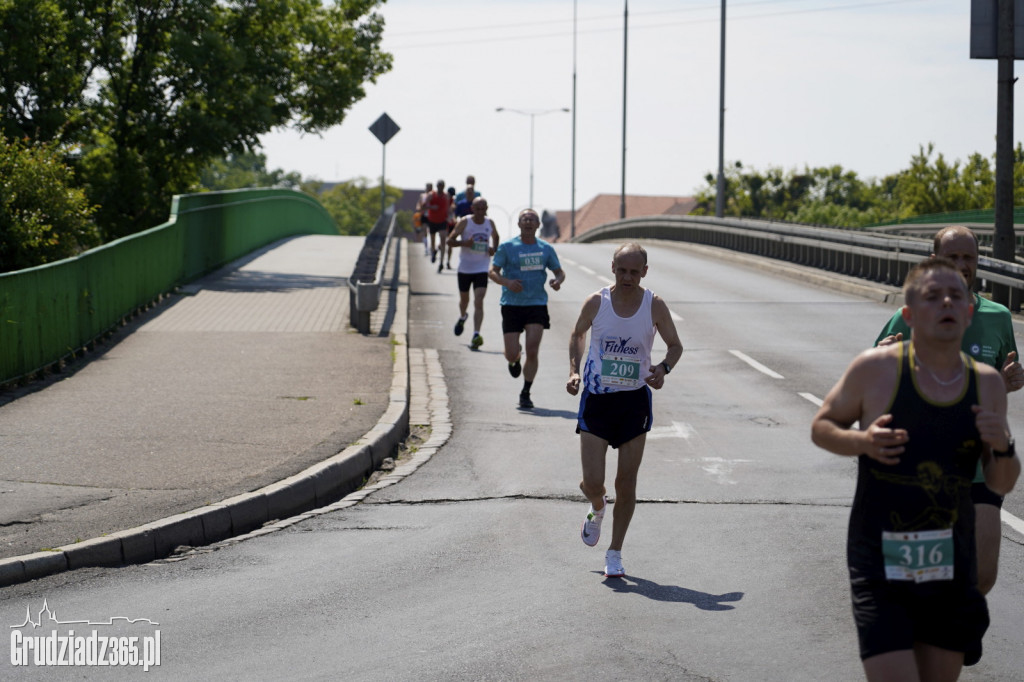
left=567, top=242, right=683, bottom=579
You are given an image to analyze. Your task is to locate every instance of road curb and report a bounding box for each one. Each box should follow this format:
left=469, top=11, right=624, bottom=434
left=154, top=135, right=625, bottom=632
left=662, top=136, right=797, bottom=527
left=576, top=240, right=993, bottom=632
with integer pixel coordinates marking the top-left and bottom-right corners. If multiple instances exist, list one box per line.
left=0, top=239, right=411, bottom=588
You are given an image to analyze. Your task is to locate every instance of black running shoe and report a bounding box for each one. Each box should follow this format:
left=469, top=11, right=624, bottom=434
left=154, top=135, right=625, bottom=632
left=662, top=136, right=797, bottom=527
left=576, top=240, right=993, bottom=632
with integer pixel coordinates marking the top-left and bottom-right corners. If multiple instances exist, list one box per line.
left=508, top=358, right=522, bottom=378
left=518, top=392, right=534, bottom=409
left=431, top=249, right=437, bottom=263
left=454, top=317, right=466, bottom=336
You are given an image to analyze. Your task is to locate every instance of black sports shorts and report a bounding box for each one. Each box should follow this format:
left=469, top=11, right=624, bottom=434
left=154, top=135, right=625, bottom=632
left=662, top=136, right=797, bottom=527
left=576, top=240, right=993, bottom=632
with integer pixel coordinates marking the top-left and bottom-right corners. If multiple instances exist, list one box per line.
left=575, top=386, right=653, bottom=449
left=971, top=480, right=1004, bottom=508
left=457, top=271, right=489, bottom=292
left=501, top=305, right=550, bottom=333
left=850, top=576, right=988, bottom=663
left=427, top=220, right=448, bottom=235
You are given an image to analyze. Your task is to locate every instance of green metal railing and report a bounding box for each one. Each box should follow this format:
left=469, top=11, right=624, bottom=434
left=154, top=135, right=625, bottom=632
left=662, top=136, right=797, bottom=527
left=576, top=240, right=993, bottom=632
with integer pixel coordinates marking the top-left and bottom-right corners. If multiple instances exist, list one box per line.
left=0, top=188, right=338, bottom=385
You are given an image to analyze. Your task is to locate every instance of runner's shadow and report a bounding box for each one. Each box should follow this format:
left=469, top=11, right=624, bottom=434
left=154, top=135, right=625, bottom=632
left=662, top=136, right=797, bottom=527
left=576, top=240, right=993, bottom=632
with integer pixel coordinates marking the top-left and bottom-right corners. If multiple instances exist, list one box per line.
left=521, top=407, right=577, bottom=419
left=595, top=573, right=744, bottom=611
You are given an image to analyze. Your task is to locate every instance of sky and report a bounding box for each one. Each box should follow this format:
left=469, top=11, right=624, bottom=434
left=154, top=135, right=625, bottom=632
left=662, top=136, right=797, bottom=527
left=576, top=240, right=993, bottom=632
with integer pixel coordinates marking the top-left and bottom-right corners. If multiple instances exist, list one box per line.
left=258, top=0, right=1021, bottom=228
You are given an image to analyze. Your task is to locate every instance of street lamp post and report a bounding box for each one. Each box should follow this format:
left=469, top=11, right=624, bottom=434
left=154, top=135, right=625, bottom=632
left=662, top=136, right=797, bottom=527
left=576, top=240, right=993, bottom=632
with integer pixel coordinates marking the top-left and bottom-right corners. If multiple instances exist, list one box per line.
left=496, top=107, right=570, bottom=209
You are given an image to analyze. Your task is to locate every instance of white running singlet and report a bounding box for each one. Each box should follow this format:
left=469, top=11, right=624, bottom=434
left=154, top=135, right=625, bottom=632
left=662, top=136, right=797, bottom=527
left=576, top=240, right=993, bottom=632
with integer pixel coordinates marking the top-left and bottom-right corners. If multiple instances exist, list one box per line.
left=457, top=217, right=494, bottom=274
left=582, top=287, right=655, bottom=394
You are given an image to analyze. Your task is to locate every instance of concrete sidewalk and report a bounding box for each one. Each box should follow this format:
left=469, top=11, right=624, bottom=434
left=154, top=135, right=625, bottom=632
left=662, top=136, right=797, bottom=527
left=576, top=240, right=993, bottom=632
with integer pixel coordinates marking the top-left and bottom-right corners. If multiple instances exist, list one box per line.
left=0, top=234, right=410, bottom=586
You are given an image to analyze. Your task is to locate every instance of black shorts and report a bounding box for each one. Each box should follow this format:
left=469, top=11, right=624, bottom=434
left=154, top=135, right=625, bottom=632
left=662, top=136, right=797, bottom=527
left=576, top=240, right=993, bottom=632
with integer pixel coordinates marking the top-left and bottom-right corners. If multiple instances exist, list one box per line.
left=458, top=271, right=489, bottom=292
left=850, top=577, right=989, bottom=662
left=971, top=481, right=1004, bottom=508
left=575, top=387, right=653, bottom=449
left=427, top=220, right=447, bottom=235
left=501, top=305, right=550, bottom=333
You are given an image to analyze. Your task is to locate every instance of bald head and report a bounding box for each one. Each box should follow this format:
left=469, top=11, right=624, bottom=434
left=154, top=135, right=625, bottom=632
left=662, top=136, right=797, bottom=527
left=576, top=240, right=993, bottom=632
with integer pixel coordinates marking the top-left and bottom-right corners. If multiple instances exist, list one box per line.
left=932, top=225, right=979, bottom=289
left=613, top=242, right=648, bottom=266
left=933, top=225, right=978, bottom=255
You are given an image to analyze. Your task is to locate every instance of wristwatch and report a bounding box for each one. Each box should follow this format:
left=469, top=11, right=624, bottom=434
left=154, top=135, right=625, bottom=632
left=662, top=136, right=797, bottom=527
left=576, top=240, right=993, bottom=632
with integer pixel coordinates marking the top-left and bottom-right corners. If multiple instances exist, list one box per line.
left=660, top=361, right=672, bottom=375
left=993, top=436, right=1016, bottom=459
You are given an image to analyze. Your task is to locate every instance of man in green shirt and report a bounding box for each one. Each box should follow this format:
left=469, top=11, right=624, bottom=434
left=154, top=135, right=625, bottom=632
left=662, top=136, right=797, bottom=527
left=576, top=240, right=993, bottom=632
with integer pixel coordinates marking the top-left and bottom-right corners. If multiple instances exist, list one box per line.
left=875, top=225, right=1022, bottom=596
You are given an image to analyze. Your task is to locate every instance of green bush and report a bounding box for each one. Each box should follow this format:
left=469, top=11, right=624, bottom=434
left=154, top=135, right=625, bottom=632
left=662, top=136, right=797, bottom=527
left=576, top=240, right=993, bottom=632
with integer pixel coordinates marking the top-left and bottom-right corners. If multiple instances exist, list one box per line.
left=0, top=135, right=100, bottom=272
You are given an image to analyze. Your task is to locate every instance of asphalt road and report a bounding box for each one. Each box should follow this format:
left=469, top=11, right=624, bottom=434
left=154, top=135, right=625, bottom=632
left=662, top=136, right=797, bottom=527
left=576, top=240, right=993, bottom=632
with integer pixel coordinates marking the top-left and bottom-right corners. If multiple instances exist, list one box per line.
left=0, top=240, right=1021, bottom=681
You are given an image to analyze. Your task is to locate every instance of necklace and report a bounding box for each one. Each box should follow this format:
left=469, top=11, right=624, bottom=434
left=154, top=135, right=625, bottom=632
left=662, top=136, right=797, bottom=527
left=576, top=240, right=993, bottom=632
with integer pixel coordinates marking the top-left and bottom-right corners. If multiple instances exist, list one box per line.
left=916, top=357, right=964, bottom=387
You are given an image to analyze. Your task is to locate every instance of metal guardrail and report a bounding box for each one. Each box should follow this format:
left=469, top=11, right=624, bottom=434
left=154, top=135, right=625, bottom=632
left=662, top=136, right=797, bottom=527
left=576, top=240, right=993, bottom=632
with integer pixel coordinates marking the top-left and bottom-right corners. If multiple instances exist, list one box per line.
left=572, top=214, right=1024, bottom=311
left=348, top=213, right=398, bottom=333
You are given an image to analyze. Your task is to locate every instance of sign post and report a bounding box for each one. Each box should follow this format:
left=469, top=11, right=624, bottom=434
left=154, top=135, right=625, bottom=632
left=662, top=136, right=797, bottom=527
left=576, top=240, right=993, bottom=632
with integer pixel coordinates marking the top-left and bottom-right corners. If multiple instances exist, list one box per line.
left=971, top=0, right=1023, bottom=306
left=368, top=113, right=400, bottom=219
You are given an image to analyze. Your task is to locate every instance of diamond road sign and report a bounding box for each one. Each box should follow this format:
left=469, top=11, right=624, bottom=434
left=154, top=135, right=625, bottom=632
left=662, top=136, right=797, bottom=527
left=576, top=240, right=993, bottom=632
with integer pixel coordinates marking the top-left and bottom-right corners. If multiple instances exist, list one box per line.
left=369, top=113, right=400, bottom=145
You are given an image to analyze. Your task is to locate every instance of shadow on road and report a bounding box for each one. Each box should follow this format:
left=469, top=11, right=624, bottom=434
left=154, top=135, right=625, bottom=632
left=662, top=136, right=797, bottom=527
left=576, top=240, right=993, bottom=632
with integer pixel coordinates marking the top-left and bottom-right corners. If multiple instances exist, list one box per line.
left=519, top=407, right=577, bottom=419
left=598, top=573, right=744, bottom=611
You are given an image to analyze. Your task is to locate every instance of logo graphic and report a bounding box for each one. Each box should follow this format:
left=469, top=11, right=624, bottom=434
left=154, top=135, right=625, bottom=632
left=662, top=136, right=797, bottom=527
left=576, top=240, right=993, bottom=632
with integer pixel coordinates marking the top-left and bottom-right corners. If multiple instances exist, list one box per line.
left=10, top=600, right=160, bottom=671
left=602, top=336, right=639, bottom=356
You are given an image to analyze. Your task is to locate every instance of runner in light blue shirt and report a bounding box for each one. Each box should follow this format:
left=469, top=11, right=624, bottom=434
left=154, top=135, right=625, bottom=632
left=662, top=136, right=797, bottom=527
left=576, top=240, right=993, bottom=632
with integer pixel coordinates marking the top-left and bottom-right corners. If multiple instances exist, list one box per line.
left=488, top=208, right=566, bottom=408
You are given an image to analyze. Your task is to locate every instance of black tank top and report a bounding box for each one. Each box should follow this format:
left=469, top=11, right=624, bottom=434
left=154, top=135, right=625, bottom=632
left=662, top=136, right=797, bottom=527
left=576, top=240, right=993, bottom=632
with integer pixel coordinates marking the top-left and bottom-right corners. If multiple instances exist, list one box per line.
left=847, top=342, right=981, bottom=587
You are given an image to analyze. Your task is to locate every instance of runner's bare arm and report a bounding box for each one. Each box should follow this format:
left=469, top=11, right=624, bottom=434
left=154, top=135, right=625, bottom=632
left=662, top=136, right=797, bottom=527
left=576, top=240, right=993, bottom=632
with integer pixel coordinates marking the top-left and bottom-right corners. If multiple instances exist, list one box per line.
left=877, top=332, right=902, bottom=347
left=567, top=294, right=600, bottom=395
left=489, top=225, right=500, bottom=256
left=646, top=296, right=683, bottom=390
left=811, top=352, right=907, bottom=464
left=549, top=267, right=565, bottom=291
left=446, top=218, right=468, bottom=247
left=1000, top=350, right=1024, bottom=392
left=973, top=367, right=1021, bottom=496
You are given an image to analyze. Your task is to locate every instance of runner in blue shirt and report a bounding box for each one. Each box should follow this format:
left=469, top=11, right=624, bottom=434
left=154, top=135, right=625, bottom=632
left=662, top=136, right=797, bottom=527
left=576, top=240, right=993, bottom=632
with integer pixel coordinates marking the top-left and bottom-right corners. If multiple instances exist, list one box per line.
left=488, top=208, right=566, bottom=409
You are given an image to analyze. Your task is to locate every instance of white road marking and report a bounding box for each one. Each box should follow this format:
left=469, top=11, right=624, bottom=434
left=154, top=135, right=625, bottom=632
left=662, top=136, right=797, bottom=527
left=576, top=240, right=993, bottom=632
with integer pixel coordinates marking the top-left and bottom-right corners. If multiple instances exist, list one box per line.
left=729, top=350, right=784, bottom=379
left=679, top=457, right=754, bottom=485
left=578, top=265, right=596, bottom=276
left=799, top=392, right=824, bottom=407
left=647, top=421, right=695, bottom=440
left=670, top=310, right=683, bottom=322
left=1002, top=509, right=1024, bottom=537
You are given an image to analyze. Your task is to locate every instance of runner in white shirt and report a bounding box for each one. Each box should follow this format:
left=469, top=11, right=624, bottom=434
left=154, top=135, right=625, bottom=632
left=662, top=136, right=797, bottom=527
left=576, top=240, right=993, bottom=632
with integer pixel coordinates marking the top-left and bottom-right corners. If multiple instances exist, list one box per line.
left=567, top=242, right=683, bottom=578
left=447, top=197, right=500, bottom=349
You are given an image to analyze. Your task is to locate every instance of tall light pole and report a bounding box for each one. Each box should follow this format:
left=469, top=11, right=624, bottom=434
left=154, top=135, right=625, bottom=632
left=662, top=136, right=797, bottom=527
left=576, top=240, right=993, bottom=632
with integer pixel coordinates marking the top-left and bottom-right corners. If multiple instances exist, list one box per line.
left=715, top=0, right=727, bottom=218
left=496, top=107, right=570, bottom=209
left=621, top=0, right=628, bottom=219
left=571, top=0, right=578, bottom=238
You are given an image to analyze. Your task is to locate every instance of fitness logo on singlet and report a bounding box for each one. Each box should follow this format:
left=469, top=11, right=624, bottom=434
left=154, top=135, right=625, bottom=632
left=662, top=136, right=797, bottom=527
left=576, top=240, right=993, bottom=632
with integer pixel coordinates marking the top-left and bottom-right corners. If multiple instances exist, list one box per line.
left=471, top=233, right=489, bottom=252
left=599, top=335, right=642, bottom=388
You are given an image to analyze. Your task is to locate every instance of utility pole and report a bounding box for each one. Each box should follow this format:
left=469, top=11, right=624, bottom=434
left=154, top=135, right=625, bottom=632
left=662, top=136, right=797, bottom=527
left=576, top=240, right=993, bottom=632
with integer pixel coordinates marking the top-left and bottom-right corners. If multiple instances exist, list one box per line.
left=620, top=0, right=628, bottom=220
left=571, top=0, right=578, bottom=238
left=715, top=1, right=727, bottom=218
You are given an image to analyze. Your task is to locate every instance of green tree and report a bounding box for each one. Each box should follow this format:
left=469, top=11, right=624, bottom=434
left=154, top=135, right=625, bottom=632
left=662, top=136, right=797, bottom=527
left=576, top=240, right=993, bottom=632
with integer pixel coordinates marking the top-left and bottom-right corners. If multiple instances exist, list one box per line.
left=692, top=144, right=1024, bottom=228
left=0, top=0, right=391, bottom=240
left=196, top=152, right=303, bottom=192
left=0, top=135, right=100, bottom=272
left=314, top=177, right=402, bottom=236
left=892, top=143, right=994, bottom=216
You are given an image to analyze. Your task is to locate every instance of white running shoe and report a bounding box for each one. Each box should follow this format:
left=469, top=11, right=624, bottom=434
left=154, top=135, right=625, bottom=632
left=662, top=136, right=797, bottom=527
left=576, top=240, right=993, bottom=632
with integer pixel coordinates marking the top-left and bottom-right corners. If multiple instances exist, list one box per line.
left=604, top=550, right=625, bottom=578
left=580, top=497, right=606, bottom=547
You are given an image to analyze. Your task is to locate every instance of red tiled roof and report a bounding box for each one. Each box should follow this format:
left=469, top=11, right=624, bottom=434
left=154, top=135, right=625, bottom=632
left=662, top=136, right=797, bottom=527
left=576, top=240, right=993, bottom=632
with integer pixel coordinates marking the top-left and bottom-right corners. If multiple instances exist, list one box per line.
left=552, top=194, right=696, bottom=241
